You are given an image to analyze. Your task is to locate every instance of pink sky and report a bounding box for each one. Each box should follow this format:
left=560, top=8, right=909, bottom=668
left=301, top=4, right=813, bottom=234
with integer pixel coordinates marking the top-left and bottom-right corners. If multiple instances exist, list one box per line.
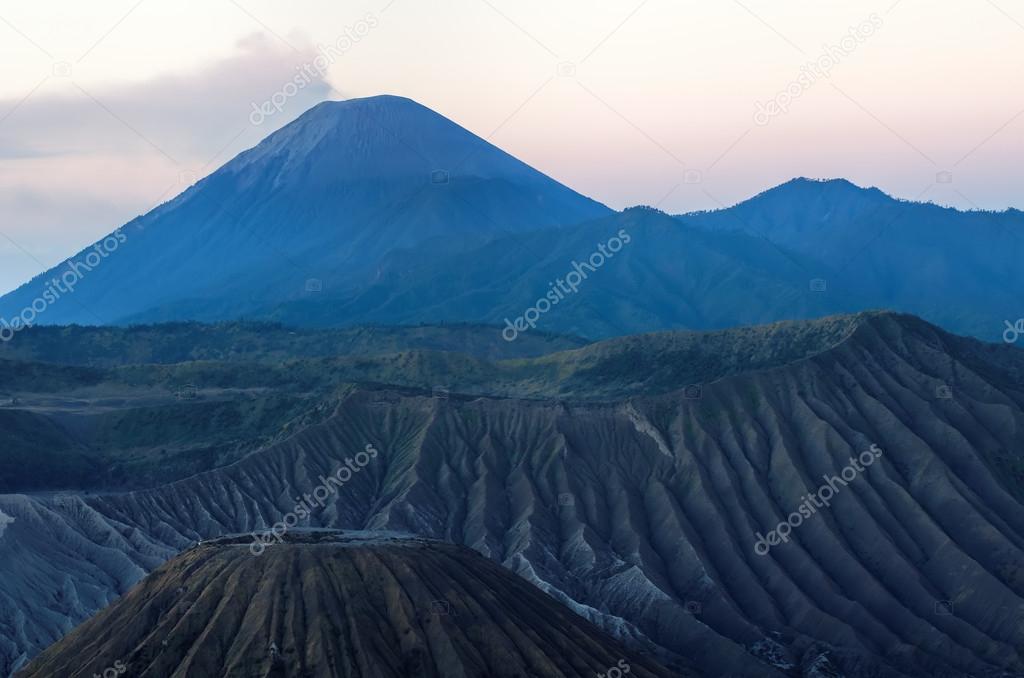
left=0, top=0, right=1021, bottom=292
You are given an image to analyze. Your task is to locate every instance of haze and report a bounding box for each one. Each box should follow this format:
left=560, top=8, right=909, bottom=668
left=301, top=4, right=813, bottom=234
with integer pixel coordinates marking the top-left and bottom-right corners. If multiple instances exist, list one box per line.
left=0, top=0, right=1021, bottom=293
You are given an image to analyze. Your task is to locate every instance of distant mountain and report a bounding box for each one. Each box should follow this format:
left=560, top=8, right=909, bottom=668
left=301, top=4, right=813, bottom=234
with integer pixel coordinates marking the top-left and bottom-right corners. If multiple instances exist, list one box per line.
left=682, top=177, right=1024, bottom=340
left=0, top=95, right=609, bottom=327
left=189, top=177, right=1024, bottom=343
left=1, top=97, right=1021, bottom=343
left=312, top=177, right=1022, bottom=341
left=17, top=531, right=683, bottom=678
left=255, top=206, right=864, bottom=337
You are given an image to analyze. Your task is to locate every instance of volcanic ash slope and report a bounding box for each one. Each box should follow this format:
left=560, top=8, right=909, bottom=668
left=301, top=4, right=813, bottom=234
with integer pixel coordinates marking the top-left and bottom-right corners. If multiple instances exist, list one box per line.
left=16, top=531, right=682, bottom=678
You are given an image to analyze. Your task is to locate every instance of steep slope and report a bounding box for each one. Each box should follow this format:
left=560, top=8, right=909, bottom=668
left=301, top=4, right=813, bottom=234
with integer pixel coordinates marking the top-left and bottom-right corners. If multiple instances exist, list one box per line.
left=682, top=177, right=1024, bottom=340
left=3, top=313, right=1024, bottom=677
left=0, top=314, right=857, bottom=492
left=260, top=207, right=865, bottom=338
left=221, top=175, right=1024, bottom=342
left=0, top=386, right=319, bottom=492
left=0, top=95, right=609, bottom=327
left=174, top=175, right=1024, bottom=342
left=17, top=531, right=682, bottom=678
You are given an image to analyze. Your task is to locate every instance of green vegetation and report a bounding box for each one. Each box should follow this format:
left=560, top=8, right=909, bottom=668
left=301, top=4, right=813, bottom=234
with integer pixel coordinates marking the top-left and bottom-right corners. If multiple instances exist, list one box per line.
left=0, top=311, right=961, bottom=493
left=0, top=321, right=587, bottom=366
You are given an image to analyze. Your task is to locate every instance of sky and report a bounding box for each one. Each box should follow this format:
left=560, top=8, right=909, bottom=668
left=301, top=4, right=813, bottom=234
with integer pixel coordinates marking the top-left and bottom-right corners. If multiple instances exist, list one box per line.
left=0, top=0, right=1022, bottom=293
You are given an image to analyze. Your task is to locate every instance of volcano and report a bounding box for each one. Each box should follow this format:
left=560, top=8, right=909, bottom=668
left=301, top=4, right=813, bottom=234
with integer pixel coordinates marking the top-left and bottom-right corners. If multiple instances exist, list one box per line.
left=16, top=531, right=683, bottom=678
left=0, top=95, right=609, bottom=328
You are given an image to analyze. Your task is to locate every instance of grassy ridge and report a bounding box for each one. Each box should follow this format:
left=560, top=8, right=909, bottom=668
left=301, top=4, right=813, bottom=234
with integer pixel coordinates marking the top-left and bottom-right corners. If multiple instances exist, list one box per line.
left=0, top=321, right=586, bottom=366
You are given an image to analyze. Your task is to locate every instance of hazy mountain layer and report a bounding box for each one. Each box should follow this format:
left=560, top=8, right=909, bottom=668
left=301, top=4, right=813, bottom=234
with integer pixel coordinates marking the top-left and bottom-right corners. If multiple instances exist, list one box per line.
left=0, top=96, right=608, bottom=327
left=0, top=98, right=1018, bottom=344
left=17, top=531, right=682, bottom=678
left=255, top=207, right=864, bottom=338
left=258, top=182, right=1024, bottom=342
left=682, top=177, right=1024, bottom=340
left=2, top=313, right=1023, bottom=677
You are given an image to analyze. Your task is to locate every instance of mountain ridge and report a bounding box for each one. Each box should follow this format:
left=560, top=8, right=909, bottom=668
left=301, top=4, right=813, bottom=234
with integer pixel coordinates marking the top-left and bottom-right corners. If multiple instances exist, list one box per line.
left=2, top=311, right=1024, bottom=677
left=687, top=176, right=1024, bottom=218
left=2, top=93, right=1022, bottom=342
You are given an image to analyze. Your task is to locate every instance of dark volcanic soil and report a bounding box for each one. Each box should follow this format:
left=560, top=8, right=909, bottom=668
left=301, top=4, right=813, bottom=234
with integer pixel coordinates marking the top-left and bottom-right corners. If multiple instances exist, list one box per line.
left=16, top=531, right=684, bottom=678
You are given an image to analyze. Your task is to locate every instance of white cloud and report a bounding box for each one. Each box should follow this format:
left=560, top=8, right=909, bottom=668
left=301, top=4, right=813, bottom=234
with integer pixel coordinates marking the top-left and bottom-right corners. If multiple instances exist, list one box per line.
left=0, top=32, right=334, bottom=294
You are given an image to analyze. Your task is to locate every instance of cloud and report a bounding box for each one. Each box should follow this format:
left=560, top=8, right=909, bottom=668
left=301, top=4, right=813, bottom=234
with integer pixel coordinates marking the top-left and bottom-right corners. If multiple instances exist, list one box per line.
left=0, top=32, right=334, bottom=161
left=0, top=33, right=334, bottom=294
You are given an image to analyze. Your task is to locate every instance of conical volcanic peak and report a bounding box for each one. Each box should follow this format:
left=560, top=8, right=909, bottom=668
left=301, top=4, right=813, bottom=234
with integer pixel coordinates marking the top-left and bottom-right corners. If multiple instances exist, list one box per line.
left=0, top=96, right=609, bottom=328
left=233, top=95, right=561, bottom=184
left=18, top=530, right=684, bottom=678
